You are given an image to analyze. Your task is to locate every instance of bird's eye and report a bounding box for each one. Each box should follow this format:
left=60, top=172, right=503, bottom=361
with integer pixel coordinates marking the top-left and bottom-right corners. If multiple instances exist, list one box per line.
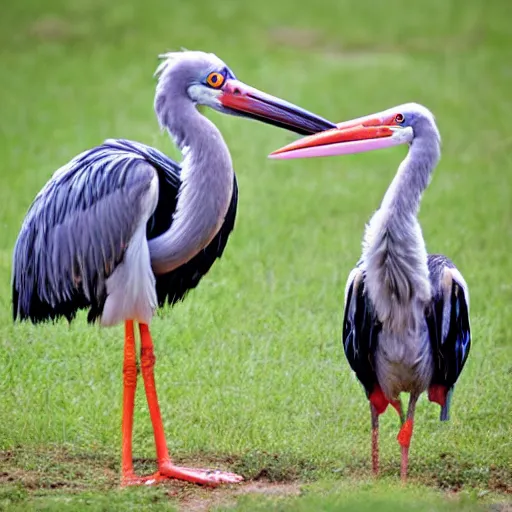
left=395, top=113, right=405, bottom=124
left=206, top=72, right=225, bottom=89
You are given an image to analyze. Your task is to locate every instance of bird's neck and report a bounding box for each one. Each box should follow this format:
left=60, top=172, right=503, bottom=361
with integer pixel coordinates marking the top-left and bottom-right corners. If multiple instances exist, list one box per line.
left=380, top=135, right=440, bottom=219
left=361, top=133, right=440, bottom=333
left=149, top=100, right=234, bottom=274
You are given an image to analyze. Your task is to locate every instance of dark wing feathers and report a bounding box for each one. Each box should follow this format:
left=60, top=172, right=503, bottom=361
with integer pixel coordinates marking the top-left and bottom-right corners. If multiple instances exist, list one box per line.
left=449, top=283, right=471, bottom=378
left=13, top=141, right=158, bottom=323
left=95, top=139, right=239, bottom=308
left=342, top=269, right=381, bottom=396
left=427, top=254, right=471, bottom=390
left=341, top=255, right=470, bottom=413
left=13, top=138, right=238, bottom=324
left=153, top=175, right=238, bottom=307
left=117, top=139, right=239, bottom=307
left=426, top=254, right=471, bottom=419
left=105, top=139, right=182, bottom=241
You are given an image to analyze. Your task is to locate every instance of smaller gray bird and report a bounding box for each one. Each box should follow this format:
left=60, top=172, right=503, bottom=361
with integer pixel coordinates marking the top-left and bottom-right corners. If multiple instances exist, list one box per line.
left=12, top=50, right=336, bottom=487
left=269, top=103, right=471, bottom=481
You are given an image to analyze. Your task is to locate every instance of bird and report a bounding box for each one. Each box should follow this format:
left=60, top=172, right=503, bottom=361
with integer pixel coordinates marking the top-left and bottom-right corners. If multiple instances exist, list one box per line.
left=268, top=103, right=471, bottom=481
left=11, top=50, right=336, bottom=487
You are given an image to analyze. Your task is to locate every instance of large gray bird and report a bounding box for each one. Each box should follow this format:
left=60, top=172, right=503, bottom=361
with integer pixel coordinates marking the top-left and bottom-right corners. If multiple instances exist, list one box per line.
left=269, top=103, right=471, bottom=481
left=12, top=50, right=336, bottom=486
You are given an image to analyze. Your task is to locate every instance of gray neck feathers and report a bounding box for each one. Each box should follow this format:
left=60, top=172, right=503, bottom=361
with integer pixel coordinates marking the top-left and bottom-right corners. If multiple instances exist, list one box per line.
left=361, top=130, right=440, bottom=333
left=148, top=85, right=234, bottom=274
left=380, top=131, right=440, bottom=217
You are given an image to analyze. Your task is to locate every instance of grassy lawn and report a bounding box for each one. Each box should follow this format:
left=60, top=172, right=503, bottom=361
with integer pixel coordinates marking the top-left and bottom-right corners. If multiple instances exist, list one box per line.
left=1, top=0, right=511, bottom=510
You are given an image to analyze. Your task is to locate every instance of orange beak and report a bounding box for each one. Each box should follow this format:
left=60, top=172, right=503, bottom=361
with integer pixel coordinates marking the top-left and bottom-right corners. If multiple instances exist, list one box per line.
left=268, top=113, right=413, bottom=160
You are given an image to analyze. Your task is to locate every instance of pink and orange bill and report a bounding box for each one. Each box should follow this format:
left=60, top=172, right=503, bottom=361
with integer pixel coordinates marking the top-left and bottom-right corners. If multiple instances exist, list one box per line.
left=268, top=111, right=412, bottom=160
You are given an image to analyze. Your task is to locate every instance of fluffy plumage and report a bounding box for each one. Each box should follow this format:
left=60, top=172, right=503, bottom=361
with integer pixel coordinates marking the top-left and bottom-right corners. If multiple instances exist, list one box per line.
left=12, top=139, right=238, bottom=325
left=341, top=103, right=471, bottom=420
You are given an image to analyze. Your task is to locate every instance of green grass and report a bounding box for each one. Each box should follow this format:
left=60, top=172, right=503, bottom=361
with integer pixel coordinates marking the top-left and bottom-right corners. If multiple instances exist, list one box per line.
left=1, top=0, right=511, bottom=510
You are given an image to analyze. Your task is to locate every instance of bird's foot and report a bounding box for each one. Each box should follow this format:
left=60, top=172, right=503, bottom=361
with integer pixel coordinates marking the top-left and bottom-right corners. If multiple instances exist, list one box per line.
left=143, top=462, right=243, bottom=487
left=121, top=471, right=152, bottom=487
left=121, top=464, right=243, bottom=487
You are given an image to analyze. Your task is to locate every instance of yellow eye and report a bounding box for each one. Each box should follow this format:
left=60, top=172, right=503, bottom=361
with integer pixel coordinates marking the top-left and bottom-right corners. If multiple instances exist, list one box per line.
left=206, top=72, right=225, bottom=88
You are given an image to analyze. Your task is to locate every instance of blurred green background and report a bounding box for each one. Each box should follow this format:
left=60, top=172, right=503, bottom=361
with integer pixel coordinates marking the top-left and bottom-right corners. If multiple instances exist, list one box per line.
left=0, top=0, right=511, bottom=510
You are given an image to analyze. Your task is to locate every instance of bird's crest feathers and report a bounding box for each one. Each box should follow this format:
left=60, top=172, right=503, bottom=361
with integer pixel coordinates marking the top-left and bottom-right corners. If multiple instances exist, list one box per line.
left=154, top=49, right=218, bottom=79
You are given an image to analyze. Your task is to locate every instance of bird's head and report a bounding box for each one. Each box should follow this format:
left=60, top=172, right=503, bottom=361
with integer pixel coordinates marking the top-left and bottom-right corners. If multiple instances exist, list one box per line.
left=268, top=103, right=441, bottom=160
left=154, top=50, right=335, bottom=136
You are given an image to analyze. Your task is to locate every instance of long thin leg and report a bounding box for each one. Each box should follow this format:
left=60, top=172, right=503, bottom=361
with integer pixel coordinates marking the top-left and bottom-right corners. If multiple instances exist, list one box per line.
left=397, top=393, right=419, bottom=482
left=370, top=403, right=379, bottom=475
left=138, top=323, right=243, bottom=486
left=369, top=385, right=405, bottom=477
left=121, top=321, right=138, bottom=485
left=391, top=397, right=405, bottom=425
left=139, top=323, right=170, bottom=464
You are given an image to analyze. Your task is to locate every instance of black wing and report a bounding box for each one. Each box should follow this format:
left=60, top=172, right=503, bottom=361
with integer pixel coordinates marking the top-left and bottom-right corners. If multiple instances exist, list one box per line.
left=426, top=254, right=471, bottom=420
left=342, top=268, right=381, bottom=396
left=117, top=141, right=238, bottom=306
left=86, top=139, right=240, bottom=309
left=152, top=176, right=238, bottom=307
left=108, top=139, right=181, bottom=238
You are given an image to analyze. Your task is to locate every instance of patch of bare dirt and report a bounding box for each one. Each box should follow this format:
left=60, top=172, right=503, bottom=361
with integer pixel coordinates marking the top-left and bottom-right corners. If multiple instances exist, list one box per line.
left=1, top=448, right=304, bottom=510
left=489, top=505, right=512, bottom=512
left=165, top=480, right=301, bottom=512
left=236, top=481, right=301, bottom=497
left=0, top=447, right=117, bottom=492
left=2, top=447, right=511, bottom=511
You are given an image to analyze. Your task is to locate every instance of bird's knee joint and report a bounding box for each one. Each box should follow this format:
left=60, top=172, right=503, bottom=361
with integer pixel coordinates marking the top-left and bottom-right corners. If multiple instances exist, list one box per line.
left=123, top=362, right=138, bottom=387
left=141, top=347, right=156, bottom=372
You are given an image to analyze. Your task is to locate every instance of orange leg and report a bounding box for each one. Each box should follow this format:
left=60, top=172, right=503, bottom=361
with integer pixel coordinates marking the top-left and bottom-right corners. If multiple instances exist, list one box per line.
left=398, top=419, right=413, bottom=481
left=138, top=323, right=243, bottom=486
left=121, top=321, right=139, bottom=486
left=397, top=394, right=418, bottom=482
